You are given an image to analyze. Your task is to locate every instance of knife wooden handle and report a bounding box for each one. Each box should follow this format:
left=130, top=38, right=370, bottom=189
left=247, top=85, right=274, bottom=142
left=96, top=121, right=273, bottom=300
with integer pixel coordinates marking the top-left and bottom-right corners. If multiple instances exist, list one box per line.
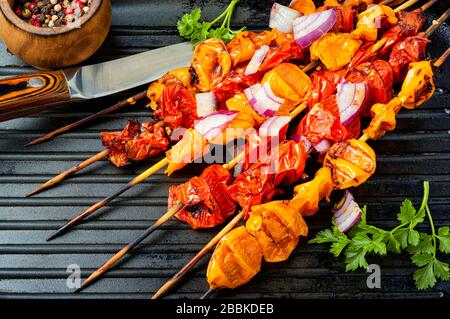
left=0, top=70, right=71, bottom=122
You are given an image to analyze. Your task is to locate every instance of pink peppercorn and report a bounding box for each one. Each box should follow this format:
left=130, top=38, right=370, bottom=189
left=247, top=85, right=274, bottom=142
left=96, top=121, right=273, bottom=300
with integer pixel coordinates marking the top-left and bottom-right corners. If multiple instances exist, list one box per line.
left=28, top=2, right=38, bottom=11
left=64, top=7, right=74, bottom=15
left=32, top=21, right=41, bottom=27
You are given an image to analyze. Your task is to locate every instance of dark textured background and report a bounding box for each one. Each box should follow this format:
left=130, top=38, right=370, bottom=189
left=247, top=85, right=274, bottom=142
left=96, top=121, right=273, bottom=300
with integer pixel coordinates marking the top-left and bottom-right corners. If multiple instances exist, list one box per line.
left=0, top=0, right=449, bottom=299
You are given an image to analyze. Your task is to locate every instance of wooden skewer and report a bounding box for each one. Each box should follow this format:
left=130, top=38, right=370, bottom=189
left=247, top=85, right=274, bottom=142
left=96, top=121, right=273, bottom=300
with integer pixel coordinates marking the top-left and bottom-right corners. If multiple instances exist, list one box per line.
left=151, top=211, right=245, bottom=299
left=75, top=152, right=246, bottom=292
left=381, top=0, right=406, bottom=6
left=46, top=157, right=169, bottom=241
left=200, top=287, right=217, bottom=299
left=425, top=9, right=449, bottom=38
left=151, top=43, right=450, bottom=300
left=393, top=0, right=420, bottom=13
left=74, top=98, right=309, bottom=292
left=74, top=202, right=184, bottom=292
left=46, top=61, right=317, bottom=242
left=27, top=149, right=110, bottom=197
left=25, top=90, right=147, bottom=147
left=433, top=47, right=450, bottom=68
left=420, top=0, right=437, bottom=11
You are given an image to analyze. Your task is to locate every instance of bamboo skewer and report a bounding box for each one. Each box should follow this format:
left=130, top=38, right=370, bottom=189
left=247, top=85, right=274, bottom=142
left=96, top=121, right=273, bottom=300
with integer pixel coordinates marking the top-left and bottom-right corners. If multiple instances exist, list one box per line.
left=195, top=48, right=450, bottom=299
left=24, top=0, right=424, bottom=149
left=27, top=150, right=110, bottom=197
left=45, top=60, right=317, bottom=242
left=66, top=0, right=443, bottom=292
left=393, top=0, right=421, bottom=13
left=75, top=99, right=308, bottom=292
left=46, top=157, right=169, bottom=241
left=153, top=24, right=450, bottom=301
left=200, top=288, right=217, bottom=299
left=152, top=211, right=245, bottom=299
left=425, top=9, right=449, bottom=38
left=26, top=90, right=148, bottom=147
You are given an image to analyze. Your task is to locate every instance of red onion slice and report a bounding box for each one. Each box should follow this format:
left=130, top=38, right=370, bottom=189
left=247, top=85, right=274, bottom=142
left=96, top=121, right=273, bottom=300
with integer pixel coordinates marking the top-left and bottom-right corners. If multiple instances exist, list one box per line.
left=337, top=80, right=367, bottom=126
left=314, top=139, right=331, bottom=154
left=195, top=92, right=217, bottom=118
left=332, top=190, right=362, bottom=233
left=269, top=2, right=302, bottom=33
left=245, top=45, right=270, bottom=75
left=250, top=82, right=284, bottom=116
left=194, top=110, right=238, bottom=141
left=244, top=83, right=262, bottom=102
left=293, top=9, right=337, bottom=49
left=259, top=116, right=292, bottom=137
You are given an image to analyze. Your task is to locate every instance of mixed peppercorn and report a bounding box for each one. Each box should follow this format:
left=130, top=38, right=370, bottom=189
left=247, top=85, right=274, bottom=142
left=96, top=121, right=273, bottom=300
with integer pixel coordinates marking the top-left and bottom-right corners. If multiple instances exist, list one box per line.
left=13, top=0, right=92, bottom=28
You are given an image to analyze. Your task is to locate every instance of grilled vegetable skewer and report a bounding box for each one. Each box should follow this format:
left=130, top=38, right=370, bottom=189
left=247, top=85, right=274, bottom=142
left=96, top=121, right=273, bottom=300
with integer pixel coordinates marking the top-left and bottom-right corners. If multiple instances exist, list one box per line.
left=198, top=51, right=447, bottom=299
left=46, top=57, right=318, bottom=241
left=27, top=0, right=432, bottom=198
left=25, top=0, right=423, bottom=147
left=151, top=39, right=447, bottom=298
left=72, top=0, right=444, bottom=291
left=74, top=98, right=311, bottom=291
left=27, top=120, right=170, bottom=197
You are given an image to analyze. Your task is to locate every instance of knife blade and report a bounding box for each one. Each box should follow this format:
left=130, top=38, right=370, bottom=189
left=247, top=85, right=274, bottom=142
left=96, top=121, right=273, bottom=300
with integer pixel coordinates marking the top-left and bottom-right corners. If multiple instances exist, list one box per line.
left=0, top=42, right=194, bottom=122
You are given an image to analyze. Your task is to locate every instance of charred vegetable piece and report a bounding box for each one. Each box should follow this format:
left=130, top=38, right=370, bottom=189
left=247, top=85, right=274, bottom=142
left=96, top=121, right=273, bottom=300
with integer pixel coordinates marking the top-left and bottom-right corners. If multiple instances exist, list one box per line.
left=228, top=140, right=307, bottom=213
left=168, top=165, right=236, bottom=229
left=207, top=226, right=262, bottom=290
left=190, top=38, right=232, bottom=92
left=296, top=96, right=361, bottom=145
left=246, top=200, right=308, bottom=262
left=146, top=67, right=193, bottom=110
left=389, top=34, right=429, bottom=83
left=155, top=84, right=198, bottom=130
left=352, top=4, right=398, bottom=42
left=310, top=33, right=362, bottom=70
left=346, top=59, right=394, bottom=109
left=363, top=97, right=403, bottom=140
left=307, top=69, right=346, bottom=108
left=323, top=139, right=376, bottom=189
left=100, top=121, right=170, bottom=168
left=289, top=167, right=334, bottom=217
left=398, top=60, right=435, bottom=109
left=165, top=128, right=210, bottom=176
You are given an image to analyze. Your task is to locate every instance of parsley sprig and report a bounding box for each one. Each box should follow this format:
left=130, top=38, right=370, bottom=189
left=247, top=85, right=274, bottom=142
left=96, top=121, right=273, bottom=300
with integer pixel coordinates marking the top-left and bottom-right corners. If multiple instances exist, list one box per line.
left=308, top=181, right=450, bottom=290
left=177, top=0, right=246, bottom=44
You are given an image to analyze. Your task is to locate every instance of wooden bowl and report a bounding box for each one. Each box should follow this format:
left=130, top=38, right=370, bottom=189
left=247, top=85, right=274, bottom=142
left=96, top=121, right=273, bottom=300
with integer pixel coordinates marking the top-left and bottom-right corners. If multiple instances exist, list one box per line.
left=0, top=0, right=112, bottom=70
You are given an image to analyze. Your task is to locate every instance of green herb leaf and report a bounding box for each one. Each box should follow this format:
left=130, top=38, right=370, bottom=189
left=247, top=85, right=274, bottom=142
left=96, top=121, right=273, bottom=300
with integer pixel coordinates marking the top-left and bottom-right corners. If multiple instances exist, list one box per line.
left=345, top=247, right=368, bottom=271
left=411, top=252, right=434, bottom=267
left=394, top=228, right=410, bottom=249
left=397, top=199, right=416, bottom=224
left=308, top=181, right=449, bottom=291
left=408, top=233, right=434, bottom=255
left=437, top=226, right=450, bottom=254
left=414, top=262, right=437, bottom=290
left=177, top=0, right=243, bottom=44
left=408, top=228, right=421, bottom=247
left=308, top=229, right=337, bottom=244
left=433, top=259, right=450, bottom=281
left=386, top=233, right=401, bottom=253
